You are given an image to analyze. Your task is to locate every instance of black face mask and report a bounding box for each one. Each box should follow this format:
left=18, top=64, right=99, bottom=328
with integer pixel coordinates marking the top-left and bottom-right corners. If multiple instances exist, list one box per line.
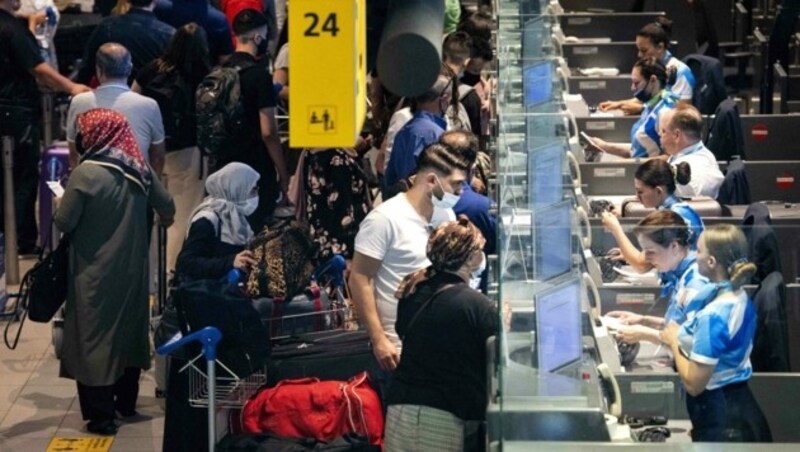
left=460, top=72, right=481, bottom=87
left=255, top=36, right=269, bottom=57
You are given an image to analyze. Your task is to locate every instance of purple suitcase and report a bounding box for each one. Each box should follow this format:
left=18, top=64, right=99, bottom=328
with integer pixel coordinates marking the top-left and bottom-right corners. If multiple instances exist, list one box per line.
left=38, top=143, right=70, bottom=249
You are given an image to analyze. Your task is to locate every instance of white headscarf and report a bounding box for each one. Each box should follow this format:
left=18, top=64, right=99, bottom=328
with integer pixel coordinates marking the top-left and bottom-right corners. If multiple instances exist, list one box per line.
left=188, top=162, right=260, bottom=246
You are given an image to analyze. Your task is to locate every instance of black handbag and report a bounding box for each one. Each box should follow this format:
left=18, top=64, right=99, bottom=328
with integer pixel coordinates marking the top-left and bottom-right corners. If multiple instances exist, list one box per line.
left=27, top=235, right=70, bottom=323
left=174, top=278, right=271, bottom=378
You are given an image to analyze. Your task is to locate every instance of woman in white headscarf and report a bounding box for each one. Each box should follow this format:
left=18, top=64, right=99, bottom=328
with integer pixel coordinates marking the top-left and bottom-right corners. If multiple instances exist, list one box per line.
left=174, top=161, right=260, bottom=282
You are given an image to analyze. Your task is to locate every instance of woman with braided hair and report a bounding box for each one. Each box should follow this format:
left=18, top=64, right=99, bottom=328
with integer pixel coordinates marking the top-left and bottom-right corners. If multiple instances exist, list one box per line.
left=661, top=224, right=772, bottom=442
left=602, top=158, right=704, bottom=273
left=384, top=216, right=501, bottom=452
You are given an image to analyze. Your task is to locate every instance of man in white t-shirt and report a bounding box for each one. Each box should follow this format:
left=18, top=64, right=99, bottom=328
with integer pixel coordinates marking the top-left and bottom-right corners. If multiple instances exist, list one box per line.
left=659, top=106, right=724, bottom=199
left=351, top=142, right=470, bottom=371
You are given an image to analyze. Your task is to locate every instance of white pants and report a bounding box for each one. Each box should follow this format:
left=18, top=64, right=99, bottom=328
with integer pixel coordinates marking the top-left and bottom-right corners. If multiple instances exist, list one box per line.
left=161, top=146, right=206, bottom=274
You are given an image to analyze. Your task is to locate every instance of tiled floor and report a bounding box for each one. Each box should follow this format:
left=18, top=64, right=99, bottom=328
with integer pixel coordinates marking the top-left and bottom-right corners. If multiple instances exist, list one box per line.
left=0, top=258, right=167, bottom=451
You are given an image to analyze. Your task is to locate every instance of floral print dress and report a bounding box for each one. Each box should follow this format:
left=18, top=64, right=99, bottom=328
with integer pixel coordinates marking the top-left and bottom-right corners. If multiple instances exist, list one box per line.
left=304, top=148, right=371, bottom=260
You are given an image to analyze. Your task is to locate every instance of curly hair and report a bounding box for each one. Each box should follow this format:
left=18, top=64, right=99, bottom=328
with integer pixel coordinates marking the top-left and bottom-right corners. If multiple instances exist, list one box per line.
left=395, top=215, right=484, bottom=300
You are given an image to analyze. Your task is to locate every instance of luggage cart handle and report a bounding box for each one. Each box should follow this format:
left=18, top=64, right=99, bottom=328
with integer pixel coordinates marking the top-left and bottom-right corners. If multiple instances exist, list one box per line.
left=156, top=326, right=222, bottom=361
left=312, top=254, right=346, bottom=286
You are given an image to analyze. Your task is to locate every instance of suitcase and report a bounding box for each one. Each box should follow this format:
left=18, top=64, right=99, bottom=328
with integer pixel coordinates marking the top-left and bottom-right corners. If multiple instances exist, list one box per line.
left=38, top=143, right=70, bottom=249
left=266, top=330, right=374, bottom=387
left=251, top=287, right=334, bottom=337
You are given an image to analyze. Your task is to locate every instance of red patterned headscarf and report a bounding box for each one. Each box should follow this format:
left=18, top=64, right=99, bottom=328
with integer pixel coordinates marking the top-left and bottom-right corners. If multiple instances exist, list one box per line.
left=76, top=108, right=152, bottom=193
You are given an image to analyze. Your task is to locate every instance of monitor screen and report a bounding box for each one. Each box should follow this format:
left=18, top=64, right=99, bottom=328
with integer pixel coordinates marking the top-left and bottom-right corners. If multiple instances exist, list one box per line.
left=528, top=141, right=565, bottom=210
left=523, top=60, right=553, bottom=108
left=522, top=15, right=544, bottom=61
left=533, top=200, right=572, bottom=281
left=536, top=276, right=583, bottom=373
left=519, top=0, right=543, bottom=16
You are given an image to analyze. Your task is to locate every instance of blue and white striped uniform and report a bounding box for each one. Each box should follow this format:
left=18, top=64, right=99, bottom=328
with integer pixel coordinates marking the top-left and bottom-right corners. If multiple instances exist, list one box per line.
left=630, top=90, right=677, bottom=158
left=660, top=194, right=704, bottom=250
left=677, top=288, right=756, bottom=390
left=662, top=50, right=696, bottom=101
left=661, top=256, right=714, bottom=325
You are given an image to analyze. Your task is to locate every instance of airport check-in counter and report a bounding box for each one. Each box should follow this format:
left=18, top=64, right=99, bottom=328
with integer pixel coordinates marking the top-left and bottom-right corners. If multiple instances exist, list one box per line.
left=491, top=1, right=800, bottom=448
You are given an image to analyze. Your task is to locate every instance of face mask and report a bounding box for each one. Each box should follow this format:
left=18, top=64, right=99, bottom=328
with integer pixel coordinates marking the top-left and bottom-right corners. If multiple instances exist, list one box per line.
left=633, top=79, right=652, bottom=103
left=461, top=72, right=481, bottom=87
left=255, top=35, right=268, bottom=57
left=431, top=176, right=461, bottom=210
left=469, top=252, right=487, bottom=290
left=241, top=196, right=259, bottom=216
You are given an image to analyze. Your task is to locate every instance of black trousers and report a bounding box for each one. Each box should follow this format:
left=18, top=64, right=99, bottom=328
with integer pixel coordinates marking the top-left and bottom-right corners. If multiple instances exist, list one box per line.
left=0, top=108, right=40, bottom=251
left=686, top=381, right=773, bottom=442
left=76, top=367, right=141, bottom=422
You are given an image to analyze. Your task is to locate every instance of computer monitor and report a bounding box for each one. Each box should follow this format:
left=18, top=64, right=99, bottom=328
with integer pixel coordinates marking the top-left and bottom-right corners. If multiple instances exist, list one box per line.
left=528, top=141, right=565, bottom=210
left=532, top=200, right=572, bottom=281
left=536, top=275, right=583, bottom=373
left=523, top=60, right=553, bottom=109
left=519, top=0, right=543, bottom=16
left=522, top=15, right=545, bottom=61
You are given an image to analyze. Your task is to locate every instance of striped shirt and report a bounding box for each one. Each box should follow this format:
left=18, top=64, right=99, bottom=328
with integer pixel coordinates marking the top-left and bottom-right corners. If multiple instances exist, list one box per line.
left=678, top=288, right=756, bottom=390
left=630, top=90, right=677, bottom=158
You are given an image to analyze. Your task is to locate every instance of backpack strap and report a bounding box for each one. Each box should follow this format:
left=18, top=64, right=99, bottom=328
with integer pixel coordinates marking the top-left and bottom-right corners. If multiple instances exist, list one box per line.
left=401, top=282, right=459, bottom=340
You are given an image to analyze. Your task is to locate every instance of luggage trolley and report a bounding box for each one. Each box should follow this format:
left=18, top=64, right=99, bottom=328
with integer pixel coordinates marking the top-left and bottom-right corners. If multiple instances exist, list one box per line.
left=157, top=326, right=264, bottom=452
left=253, top=255, right=357, bottom=339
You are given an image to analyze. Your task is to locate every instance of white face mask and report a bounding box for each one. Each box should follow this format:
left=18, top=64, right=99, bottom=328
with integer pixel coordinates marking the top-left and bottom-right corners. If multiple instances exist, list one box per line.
left=241, top=196, right=259, bottom=216
left=431, top=176, right=461, bottom=210
left=469, top=252, right=487, bottom=290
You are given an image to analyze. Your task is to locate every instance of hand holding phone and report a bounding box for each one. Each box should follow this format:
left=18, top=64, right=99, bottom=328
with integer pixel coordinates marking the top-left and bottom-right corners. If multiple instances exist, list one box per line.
left=580, top=132, right=604, bottom=161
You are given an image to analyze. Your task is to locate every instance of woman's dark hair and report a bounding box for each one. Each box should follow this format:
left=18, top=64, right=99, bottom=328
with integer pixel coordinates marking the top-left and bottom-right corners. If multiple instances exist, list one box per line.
left=636, top=16, right=673, bottom=50
left=633, top=210, right=690, bottom=248
left=457, top=9, right=493, bottom=42
left=635, top=159, right=691, bottom=194
left=633, top=57, right=677, bottom=88
left=155, top=23, right=211, bottom=82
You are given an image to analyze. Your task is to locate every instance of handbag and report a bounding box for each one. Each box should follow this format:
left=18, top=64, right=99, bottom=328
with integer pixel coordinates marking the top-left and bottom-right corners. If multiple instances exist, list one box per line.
left=241, top=371, right=384, bottom=446
left=174, top=277, right=271, bottom=378
left=27, top=235, right=70, bottom=323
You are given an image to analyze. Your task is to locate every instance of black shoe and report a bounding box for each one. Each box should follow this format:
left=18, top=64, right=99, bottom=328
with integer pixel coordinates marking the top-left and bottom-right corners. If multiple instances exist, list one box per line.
left=116, top=409, right=139, bottom=419
left=86, top=419, right=119, bottom=435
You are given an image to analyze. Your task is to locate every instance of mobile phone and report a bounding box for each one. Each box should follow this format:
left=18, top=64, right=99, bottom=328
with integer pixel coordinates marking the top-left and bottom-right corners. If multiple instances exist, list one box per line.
left=579, top=131, right=597, bottom=148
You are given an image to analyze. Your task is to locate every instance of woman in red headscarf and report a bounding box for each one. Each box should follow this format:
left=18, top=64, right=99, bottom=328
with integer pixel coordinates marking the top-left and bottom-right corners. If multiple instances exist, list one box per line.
left=55, top=108, right=175, bottom=435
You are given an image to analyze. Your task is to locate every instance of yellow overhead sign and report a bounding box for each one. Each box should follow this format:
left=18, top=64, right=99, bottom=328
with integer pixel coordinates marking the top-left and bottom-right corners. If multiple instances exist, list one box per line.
left=289, top=0, right=366, bottom=147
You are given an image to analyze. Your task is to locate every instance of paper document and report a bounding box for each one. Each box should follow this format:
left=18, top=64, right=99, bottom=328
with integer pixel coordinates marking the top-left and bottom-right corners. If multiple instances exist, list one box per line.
left=46, top=181, right=64, bottom=198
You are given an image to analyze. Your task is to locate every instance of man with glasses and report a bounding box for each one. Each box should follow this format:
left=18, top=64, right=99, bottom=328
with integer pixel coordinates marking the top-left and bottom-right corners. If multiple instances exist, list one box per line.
left=383, top=71, right=452, bottom=199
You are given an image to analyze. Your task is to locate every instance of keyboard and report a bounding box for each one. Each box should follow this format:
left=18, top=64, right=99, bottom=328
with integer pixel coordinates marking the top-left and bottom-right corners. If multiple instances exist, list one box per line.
left=598, top=255, right=622, bottom=283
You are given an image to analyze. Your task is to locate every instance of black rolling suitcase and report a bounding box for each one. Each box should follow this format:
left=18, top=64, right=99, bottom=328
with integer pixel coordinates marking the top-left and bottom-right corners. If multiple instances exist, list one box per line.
left=266, top=330, right=374, bottom=387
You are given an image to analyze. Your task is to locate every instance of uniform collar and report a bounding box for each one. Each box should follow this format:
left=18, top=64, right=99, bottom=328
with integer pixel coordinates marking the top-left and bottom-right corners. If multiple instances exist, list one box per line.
left=659, top=254, right=696, bottom=298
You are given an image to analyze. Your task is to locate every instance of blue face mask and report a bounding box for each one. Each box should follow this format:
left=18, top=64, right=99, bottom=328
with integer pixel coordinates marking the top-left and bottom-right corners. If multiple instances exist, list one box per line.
left=633, top=79, right=652, bottom=103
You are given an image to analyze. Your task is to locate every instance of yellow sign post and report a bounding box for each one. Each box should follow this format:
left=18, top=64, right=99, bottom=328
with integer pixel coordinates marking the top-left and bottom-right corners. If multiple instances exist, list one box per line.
left=289, top=0, right=366, bottom=147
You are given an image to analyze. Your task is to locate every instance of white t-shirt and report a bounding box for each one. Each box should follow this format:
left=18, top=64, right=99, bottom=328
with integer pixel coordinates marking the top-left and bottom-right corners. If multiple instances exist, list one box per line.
left=67, top=83, right=165, bottom=162
left=354, top=193, right=455, bottom=346
left=668, top=141, right=724, bottom=199
left=382, top=107, right=413, bottom=171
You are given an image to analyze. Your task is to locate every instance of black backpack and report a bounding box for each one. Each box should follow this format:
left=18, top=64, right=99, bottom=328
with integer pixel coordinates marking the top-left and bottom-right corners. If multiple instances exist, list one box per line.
left=174, top=278, right=271, bottom=378
left=684, top=54, right=727, bottom=115
left=140, top=69, right=196, bottom=151
left=196, top=63, right=252, bottom=171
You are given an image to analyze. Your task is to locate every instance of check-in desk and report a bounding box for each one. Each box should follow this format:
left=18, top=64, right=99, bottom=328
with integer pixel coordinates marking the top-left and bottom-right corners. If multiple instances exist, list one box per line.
left=559, top=13, right=665, bottom=42
left=562, top=42, right=639, bottom=72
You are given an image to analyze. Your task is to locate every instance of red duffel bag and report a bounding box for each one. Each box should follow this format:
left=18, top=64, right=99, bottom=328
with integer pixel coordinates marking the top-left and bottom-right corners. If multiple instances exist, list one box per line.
left=241, top=371, right=384, bottom=446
